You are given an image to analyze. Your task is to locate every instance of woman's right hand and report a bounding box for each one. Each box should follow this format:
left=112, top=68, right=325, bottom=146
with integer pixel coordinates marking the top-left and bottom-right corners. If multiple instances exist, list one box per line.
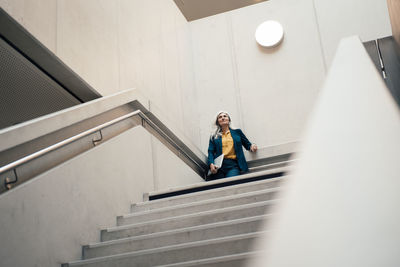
left=210, top=163, right=218, bottom=174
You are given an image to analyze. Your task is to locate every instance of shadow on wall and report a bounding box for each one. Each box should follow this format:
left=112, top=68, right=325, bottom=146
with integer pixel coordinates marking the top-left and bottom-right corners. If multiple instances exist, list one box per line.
left=256, top=41, right=284, bottom=54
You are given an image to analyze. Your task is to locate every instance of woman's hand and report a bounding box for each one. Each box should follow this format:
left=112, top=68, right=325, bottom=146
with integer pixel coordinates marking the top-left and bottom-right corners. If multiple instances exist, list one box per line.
left=250, top=144, right=258, bottom=152
left=210, top=163, right=218, bottom=174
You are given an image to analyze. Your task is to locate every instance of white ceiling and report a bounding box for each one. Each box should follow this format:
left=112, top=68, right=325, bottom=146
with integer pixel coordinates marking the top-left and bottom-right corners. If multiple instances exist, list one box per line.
left=173, top=0, right=268, bottom=21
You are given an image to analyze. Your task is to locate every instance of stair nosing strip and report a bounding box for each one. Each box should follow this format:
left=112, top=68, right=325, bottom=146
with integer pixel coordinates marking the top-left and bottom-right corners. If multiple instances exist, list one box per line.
left=140, top=175, right=285, bottom=205
left=135, top=177, right=282, bottom=207
left=68, top=231, right=267, bottom=266
left=147, top=167, right=288, bottom=197
left=108, top=199, right=278, bottom=232
left=90, top=214, right=270, bottom=248
left=124, top=187, right=281, bottom=218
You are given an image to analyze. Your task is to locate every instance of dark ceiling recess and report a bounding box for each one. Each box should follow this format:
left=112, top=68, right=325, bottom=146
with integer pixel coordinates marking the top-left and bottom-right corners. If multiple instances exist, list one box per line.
left=173, top=0, right=268, bottom=21
left=0, top=8, right=101, bottom=130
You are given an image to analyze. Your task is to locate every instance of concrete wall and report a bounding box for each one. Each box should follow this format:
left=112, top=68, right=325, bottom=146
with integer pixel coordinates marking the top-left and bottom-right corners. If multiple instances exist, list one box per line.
left=0, top=0, right=201, bottom=148
left=314, top=0, right=392, bottom=67
left=0, top=0, right=392, bottom=153
left=151, top=136, right=203, bottom=191
left=0, top=1, right=395, bottom=265
left=251, top=36, right=400, bottom=267
left=0, top=0, right=57, bottom=52
left=190, top=0, right=392, bottom=152
left=0, top=125, right=202, bottom=267
left=0, top=127, right=152, bottom=267
left=56, top=0, right=200, bottom=145
left=191, top=0, right=326, bottom=151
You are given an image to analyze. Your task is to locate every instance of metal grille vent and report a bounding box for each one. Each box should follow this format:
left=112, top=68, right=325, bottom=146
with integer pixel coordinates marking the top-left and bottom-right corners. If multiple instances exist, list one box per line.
left=0, top=37, right=80, bottom=129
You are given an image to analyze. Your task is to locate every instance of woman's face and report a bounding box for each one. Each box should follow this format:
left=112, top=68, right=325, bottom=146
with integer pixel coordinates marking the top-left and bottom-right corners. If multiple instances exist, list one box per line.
left=217, top=113, right=230, bottom=127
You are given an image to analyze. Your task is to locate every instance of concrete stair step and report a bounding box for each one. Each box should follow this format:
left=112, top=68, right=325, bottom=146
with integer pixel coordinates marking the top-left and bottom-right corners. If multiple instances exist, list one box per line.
left=132, top=177, right=282, bottom=212
left=84, top=215, right=268, bottom=259
left=102, top=200, right=275, bottom=241
left=153, top=251, right=261, bottom=267
left=120, top=187, right=280, bottom=225
left=63, top=232, right=265, bottom=267
left=146, top=167, right=288, bottom=201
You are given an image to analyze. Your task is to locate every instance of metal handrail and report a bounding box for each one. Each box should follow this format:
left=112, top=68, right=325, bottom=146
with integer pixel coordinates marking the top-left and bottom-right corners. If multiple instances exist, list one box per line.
left=0, top=109, right=207, bottom=181
left=0, top=110, right=139, bottom=176
left=137, top=111, right=207, bottom=173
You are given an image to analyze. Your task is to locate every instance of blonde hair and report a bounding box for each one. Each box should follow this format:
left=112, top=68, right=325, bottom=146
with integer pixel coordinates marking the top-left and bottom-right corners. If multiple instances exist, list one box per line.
left=211, top=111, right=231, bottom=140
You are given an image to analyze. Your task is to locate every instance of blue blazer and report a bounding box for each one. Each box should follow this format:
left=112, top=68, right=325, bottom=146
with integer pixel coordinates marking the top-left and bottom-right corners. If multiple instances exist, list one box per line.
left=207, top=128, right=252, bottom=173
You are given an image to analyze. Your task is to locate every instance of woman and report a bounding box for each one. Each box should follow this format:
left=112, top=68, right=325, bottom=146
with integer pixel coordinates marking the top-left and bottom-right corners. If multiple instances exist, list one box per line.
left=207, top=111, right=257, bottom=180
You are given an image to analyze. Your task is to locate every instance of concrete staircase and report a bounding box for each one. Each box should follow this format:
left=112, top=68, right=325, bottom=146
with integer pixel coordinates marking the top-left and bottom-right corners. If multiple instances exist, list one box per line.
left=62, top=173, right=284, bottom=267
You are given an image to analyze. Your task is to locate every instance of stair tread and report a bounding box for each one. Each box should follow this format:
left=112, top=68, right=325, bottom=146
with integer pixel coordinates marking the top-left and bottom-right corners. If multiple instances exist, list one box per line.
left=67, top=231, right=265, bottom=266
left=63, top=174, right=283, bottom=266
left=132, top=177, right=283, bottom=213
left=145, top=169, right=286, bottom=201
left=108, top=199, right=277, bottom=232
left=124, top=187, right=280, bottom=218
left=89, top=214, right=269, bottom=248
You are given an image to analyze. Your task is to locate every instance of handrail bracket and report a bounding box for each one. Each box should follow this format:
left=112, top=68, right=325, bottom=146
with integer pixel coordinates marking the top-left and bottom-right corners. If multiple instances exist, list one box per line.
left=4, top=169, right=18, bottom=190
left=92, top=130, right=103, bottom=146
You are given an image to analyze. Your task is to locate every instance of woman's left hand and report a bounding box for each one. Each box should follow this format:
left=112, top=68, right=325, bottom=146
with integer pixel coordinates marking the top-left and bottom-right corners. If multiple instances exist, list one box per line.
left=250, top=144, right=258, bottom=152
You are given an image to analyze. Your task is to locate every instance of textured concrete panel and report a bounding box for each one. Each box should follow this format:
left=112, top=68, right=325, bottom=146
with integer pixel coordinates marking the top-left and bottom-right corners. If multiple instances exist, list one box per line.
left=57, top=0, right=119, bottom=96
left=151, top=135, right=203, bottom=191
left=190, top=0, right=325, bottom=151
left=0, top=0, right=24, bottom=24
left=0, top=127, right=154, bottom=267
left=314, top=0, right=392, bottom=67
left=175, top=12, right=202, bottom=146
left=190, top=14, right=242, bottom=152
left=118, top=0, right=201, bottom=147
left=0, top=0, right=56, bottom=52
left=118, top=0, right=163, bottom=100
left=229, top=0, right=325, bottom=147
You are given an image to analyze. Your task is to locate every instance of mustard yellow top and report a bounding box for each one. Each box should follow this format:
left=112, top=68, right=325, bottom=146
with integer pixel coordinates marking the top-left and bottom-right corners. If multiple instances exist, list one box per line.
left=221, top=130, right=237, bottom=159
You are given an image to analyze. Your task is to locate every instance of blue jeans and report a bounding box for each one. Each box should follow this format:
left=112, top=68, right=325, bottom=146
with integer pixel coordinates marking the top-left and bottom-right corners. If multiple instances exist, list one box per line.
left=209, top=158, right=240, bottom=180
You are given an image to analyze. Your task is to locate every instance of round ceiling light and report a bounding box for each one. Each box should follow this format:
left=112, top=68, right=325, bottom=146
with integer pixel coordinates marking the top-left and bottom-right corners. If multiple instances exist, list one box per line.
left=255, top=20, right=284, bottom=48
